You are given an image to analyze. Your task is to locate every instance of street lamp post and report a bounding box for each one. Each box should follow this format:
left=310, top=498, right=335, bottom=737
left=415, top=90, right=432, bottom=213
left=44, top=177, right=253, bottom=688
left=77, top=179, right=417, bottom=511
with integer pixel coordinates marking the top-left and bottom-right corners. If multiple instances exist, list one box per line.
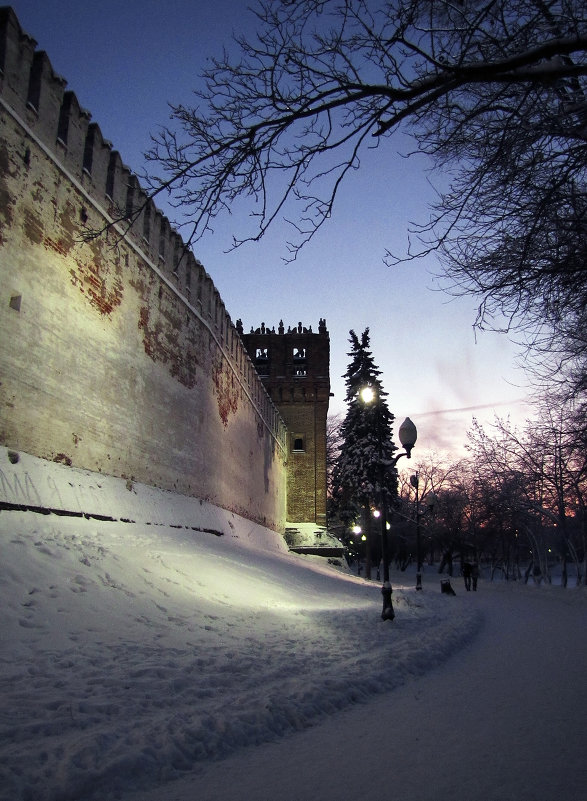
left=409, top=478, right=438, bottom=591
left=410, top=472, right=422, bottom=591
left=379, top=418, right=418, bottom=617
left=360, top=387, right=417, bottom=621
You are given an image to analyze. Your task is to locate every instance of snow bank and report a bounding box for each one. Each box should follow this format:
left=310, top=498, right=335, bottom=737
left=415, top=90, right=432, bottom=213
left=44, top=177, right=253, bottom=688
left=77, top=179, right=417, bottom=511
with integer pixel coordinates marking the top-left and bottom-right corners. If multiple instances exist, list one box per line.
left=0, top=477, right=481, bottom=801
left=0, top=446, right=287, bottom=553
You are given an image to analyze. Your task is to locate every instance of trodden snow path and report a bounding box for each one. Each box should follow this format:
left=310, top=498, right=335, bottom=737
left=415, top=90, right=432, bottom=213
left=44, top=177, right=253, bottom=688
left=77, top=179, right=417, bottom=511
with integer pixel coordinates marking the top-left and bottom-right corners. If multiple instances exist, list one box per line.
left=128, top=580, right=587, bottom=801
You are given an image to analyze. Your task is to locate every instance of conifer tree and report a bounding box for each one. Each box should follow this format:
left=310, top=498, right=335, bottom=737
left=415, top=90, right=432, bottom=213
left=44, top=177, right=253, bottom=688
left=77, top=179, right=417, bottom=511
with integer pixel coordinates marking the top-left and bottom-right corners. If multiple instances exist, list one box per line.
left=330, top=329, right=398, bottom=576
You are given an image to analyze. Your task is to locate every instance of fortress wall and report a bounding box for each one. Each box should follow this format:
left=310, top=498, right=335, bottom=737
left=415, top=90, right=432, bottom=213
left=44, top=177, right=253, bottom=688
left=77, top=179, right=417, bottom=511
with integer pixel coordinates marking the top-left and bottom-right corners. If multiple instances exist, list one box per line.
left=0, top=7, right=287, bottom=532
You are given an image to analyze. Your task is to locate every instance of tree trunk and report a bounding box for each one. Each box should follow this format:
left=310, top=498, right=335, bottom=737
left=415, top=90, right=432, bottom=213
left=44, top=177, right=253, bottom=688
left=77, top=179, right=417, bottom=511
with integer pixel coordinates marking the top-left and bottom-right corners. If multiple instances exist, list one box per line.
left=438, top=550, right=453, bottom=576
left=523, top=560, right=533, bottom=585
left=363, top=504, right=371, bottom=580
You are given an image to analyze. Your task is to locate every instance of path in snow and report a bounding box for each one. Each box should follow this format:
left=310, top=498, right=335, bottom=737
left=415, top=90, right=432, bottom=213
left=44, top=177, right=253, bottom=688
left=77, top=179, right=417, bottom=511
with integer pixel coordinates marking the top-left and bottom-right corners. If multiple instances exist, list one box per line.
left=129, top=581, right=587, bottom=801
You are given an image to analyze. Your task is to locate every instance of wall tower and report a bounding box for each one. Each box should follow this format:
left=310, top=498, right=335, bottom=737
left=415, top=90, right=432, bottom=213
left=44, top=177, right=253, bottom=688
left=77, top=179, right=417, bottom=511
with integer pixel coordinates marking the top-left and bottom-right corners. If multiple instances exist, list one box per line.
left=240, top=319, right=331, bottom=526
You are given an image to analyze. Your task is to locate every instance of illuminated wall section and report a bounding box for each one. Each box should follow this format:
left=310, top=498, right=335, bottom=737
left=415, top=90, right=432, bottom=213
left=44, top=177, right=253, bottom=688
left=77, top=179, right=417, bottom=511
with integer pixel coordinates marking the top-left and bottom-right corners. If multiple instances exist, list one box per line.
left=0, top=8, right=287, bottom=532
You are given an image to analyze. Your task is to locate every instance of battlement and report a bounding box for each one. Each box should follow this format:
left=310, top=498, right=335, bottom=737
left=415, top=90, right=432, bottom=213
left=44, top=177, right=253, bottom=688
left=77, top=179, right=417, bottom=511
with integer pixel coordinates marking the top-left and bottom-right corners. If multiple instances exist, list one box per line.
left=0, top=6, right=213, bottom=309
left=238, top=319, right=329, bottom=337
left=241, top=320, right=330, bottom=394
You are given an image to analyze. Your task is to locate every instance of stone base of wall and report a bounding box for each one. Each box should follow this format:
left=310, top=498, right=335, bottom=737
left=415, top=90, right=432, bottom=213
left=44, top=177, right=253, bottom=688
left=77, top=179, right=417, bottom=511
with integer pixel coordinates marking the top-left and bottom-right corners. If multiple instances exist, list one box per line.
left=0, top=446, right=288, bottom=551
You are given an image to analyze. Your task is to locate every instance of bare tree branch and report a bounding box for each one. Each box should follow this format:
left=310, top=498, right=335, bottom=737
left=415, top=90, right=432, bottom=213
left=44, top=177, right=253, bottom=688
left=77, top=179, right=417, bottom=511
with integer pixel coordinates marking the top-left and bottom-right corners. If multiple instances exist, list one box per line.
left=142, top=0, right=587, bottom=401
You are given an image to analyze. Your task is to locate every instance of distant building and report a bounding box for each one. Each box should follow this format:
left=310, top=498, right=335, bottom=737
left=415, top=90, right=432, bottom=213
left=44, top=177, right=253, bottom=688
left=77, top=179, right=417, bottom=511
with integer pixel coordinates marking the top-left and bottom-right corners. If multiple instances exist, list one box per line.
left=240, top=319, right=331, bottom=526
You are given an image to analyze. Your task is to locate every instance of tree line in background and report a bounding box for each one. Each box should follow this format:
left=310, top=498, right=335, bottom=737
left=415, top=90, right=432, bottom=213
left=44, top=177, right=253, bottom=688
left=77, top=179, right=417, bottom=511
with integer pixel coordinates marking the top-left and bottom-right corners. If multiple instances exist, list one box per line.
left=328, top=390, right=587, bottom=587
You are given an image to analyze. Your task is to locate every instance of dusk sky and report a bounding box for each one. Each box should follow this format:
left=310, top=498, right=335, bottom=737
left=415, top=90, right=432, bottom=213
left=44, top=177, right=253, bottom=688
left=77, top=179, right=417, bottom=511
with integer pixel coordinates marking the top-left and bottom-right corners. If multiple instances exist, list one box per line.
left=9, top=0, right=536, bottom=457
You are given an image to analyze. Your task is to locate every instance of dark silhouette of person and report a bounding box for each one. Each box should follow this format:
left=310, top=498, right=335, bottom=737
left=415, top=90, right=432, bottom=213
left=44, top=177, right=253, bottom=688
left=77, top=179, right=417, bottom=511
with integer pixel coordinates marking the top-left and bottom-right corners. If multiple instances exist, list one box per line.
left=463, top=561, right=472, bottom=591
left=472, top=562, right=479, bottom=591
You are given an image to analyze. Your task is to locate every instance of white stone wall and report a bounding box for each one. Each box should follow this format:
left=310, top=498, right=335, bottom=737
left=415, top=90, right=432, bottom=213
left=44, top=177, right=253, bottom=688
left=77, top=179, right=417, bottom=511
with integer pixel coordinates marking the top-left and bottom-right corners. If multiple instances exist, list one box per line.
left=0, top=13, right=287, bottom=532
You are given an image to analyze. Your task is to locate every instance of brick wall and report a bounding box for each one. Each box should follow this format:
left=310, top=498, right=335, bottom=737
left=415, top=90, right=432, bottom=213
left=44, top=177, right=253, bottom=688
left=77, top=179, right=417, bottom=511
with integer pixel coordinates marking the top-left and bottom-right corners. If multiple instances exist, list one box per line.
left=241, top=321, right=330, bottom=525
left=0, top=8, right=287, bottom=532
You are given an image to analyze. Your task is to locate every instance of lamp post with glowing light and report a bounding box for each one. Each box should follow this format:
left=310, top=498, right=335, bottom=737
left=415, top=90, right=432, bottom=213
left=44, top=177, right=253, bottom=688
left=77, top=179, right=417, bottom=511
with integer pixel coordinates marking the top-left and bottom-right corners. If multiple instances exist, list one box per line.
left=359, top=386, right=417, bottom=620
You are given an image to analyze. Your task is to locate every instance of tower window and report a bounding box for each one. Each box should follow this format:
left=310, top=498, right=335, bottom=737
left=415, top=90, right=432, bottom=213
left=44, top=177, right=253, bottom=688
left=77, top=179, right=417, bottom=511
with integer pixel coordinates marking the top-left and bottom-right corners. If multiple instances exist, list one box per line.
left=255, top=347, right=269, bottom=376
left=293, top=435, right=305, bottom=452
left=293, top=346, right=307, bottom=375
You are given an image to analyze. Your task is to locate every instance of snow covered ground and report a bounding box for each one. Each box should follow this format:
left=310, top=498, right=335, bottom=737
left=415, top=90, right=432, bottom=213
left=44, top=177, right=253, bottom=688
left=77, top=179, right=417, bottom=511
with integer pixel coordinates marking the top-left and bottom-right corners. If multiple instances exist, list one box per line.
left=1, top=480, right=586, bottom=800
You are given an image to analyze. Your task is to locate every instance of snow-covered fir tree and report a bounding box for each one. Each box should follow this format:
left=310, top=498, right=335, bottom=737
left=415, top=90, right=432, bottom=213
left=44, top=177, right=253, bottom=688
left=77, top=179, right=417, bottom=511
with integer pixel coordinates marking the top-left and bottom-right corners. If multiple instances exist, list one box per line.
left=330, top=329, right=398, bottom=575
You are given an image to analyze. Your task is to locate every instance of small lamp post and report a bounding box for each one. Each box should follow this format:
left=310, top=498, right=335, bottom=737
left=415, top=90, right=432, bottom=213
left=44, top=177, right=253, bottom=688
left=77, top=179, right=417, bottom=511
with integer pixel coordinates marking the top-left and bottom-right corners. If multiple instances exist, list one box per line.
left=410, top=472, right=423, bottom=590
left=411, top=477, right=438, bottom=591
left=360, top=386, right=417, bottom=620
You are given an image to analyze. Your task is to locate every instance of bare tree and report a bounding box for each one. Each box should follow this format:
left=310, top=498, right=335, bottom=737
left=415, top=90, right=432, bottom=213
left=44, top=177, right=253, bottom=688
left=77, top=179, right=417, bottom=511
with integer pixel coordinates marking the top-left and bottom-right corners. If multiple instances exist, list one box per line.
left=396, top=455, right=468, bottom=571
left=466, top=408, right=587, bottom=585
left=145, top=0, right=587, bottom=398
left=521, top=404, right=587, bottom=585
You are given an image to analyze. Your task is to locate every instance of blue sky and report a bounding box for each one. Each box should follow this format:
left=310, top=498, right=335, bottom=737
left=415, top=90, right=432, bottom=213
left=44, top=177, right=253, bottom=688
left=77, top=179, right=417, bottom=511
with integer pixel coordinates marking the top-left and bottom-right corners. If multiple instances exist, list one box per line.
left=9, top=0, right=535, bottom=456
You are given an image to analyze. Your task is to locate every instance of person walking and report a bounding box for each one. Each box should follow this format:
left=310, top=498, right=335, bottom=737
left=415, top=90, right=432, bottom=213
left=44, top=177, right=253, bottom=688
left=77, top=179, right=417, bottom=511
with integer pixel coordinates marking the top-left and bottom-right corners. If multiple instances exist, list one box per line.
left=463, top=561, right=472, bottom=591
left=472, top=562, right=479, bottom=591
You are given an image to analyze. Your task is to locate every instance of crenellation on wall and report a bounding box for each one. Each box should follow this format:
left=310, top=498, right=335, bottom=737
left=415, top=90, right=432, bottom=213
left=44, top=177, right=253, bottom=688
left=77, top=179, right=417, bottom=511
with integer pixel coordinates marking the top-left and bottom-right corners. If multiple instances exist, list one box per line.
left=155, top=210, right=167, bottom=264
left=26, top=49, right=65, bottom=134
left=126, top=173, right=143, bottom=227
left=55, top=89, right=92, bottom=183
left=81, top=121, right=112, bottom=192
left=104, top=149, right=124, bottom=210
left=185, top=249, right=195, bottom=302
left=189, top=250, right=202, bottom=299
left=0, top=7, right=36, bottom=116
left=140, top=197, right=153, bottom=249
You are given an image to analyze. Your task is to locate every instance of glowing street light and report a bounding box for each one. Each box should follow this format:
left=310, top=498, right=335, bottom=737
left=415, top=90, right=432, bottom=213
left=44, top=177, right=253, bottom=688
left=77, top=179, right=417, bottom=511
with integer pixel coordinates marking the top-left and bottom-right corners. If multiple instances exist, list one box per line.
left=360, top=385, right=417, bottom=621
left=360, top=386, right=376, bottom=405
